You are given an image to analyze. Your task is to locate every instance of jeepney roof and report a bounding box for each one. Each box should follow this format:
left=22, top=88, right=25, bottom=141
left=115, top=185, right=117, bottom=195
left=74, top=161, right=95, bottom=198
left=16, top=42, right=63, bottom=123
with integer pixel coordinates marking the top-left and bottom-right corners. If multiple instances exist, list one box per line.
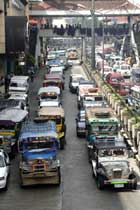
left=11, top=76, right=29, bottom=81
left=86, top=107, right=118, bottom=123
left=0, top=108, right=28, bottom=123
left=79, top=86, right=98, bottom=95
left=38, top=86, right=60, bottom=96
left=38, top=107, right=64, bottom=117
left=44, top=74, right=63, bottom=80
left=94, top=139, right=126, bottom=150
left=9, top=93, right=28, bottom=100
left=20, top=120, right=58, bottom=140
left=0, top=99, right=21, bottom=111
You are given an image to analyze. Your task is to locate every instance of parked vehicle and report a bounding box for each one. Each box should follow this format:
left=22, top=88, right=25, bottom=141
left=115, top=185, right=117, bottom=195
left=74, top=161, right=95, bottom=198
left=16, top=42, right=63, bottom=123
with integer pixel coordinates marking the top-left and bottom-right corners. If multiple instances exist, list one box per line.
left=77, top=84, right=98, bottom=109
left=69, top=74, right=85, bottom=93
left=115, top=82, right=132, bottom=98
left=89, top=140, right=137, bottom=190
left=8, top=93, right=29, bottom=111
left=116, top=64, right=131, bottom=78
left=9, top=76, right=29, bottom=95
left=105, top=72, right=124, bottom=88
left=75, top=110, right=86, bottom=137
left=127, top=85, right=140, bottom=112
left=43, top=74, right=64, bottom=91
left=85, top=107, right=120, bottom=143
left=0, top=149, right=10, bottom=190
left=38, top=87, right=61, bottom=103
left=0, top=108, right=28, bottom=156
left=131, top=67, right=140, bottom=86
left=35, top=107, right=66, bottom=149
left=19, top=121, right=61, bottom=186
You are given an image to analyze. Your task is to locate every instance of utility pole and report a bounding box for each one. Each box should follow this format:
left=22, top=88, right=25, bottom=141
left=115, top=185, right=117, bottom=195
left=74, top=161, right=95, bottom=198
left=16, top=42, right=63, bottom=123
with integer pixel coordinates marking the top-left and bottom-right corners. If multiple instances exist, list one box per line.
left=91, top=0, right=96, bottom=69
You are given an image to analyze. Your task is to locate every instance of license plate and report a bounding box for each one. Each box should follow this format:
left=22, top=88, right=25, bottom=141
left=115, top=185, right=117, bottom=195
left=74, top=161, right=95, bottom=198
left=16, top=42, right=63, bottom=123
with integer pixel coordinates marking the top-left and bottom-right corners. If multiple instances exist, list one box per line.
left=34, top=173, right=45, bottom=177
left=114, top=184, right=124, bottom=188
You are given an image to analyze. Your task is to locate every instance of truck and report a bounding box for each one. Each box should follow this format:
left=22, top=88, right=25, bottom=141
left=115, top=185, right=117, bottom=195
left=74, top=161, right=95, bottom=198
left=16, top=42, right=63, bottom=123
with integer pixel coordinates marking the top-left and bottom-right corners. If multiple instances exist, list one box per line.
left=19, top=120, right=61, bottom=187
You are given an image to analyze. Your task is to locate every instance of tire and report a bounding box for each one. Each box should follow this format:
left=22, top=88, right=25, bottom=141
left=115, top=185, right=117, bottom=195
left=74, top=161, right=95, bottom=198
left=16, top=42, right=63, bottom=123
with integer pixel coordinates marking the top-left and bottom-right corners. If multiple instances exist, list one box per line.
left=57, top=167, right=61, bottom=185
left=60, top=138, right=65, bottom=150
left=97, top=175, right=105, bottom=190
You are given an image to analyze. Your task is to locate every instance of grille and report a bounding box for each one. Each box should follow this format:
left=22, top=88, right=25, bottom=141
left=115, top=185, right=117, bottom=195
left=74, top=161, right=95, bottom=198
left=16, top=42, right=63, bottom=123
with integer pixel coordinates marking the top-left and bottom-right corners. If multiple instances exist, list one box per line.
left=112, top=169, right=122, bottom=179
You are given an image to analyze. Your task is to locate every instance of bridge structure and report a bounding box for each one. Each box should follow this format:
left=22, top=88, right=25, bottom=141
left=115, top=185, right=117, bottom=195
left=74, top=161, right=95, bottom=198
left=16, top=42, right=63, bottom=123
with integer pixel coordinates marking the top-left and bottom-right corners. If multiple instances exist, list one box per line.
left=29, top=0, right=140, bottom=68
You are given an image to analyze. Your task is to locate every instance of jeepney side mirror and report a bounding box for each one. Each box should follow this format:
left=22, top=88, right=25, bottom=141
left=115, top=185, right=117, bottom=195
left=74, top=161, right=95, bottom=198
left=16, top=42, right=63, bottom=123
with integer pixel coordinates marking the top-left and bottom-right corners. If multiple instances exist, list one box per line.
left=75, top=118, right=78, bottom=121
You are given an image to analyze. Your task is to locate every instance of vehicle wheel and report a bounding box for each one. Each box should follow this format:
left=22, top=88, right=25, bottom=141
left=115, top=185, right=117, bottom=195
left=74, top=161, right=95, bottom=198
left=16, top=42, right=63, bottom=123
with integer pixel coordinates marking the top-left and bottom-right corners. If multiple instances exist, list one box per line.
left=129, top=174, right=137, bottom=189
left=60, top=138, right=65, bottom=150
left=3, top=180, right=8, bottom=191
left=57, top=167, right=61, bottom=185
left=97, top=175, right=104, bottom=190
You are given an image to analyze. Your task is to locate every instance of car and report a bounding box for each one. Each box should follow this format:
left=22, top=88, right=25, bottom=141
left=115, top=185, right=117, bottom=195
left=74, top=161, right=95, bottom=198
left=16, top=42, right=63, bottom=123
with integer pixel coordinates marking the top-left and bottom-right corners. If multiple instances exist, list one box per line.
left=0, top=149, right=10, bottom=190
left=116, top=64, right=132, bottom=78
left=69, top=74, right=85, bottom=93
left=75, top=110, right=86, bottom=137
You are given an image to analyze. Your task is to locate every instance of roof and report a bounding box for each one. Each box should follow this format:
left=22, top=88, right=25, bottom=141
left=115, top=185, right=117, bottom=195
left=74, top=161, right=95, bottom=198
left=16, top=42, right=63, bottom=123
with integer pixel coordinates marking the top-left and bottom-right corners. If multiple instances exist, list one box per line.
left=20, top=120, right=58, bottom=140
left=0, top=108, right=28, bottom=123
left=38, top=107, right=64, bottom=117
left=11, top=76, right=29, bottom=82
left=86, top=107, right=118, bottom=122
left=0, top=99, right=21, bottom=111
left=95, top=140, right=126, bottom=150
left=38, top=86, right=60, bottom=95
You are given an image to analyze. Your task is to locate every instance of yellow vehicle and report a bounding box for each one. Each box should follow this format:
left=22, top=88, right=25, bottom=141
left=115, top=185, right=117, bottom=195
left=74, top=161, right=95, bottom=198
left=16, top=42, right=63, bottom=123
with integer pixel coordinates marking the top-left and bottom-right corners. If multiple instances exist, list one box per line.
left=35, top=107, right=66, bottom=149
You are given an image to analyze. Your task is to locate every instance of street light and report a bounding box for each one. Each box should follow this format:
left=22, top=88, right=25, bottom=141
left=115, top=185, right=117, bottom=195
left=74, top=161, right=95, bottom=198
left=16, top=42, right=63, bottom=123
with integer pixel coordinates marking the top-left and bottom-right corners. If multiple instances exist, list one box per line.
left=91, top=0, right=96, bottom=70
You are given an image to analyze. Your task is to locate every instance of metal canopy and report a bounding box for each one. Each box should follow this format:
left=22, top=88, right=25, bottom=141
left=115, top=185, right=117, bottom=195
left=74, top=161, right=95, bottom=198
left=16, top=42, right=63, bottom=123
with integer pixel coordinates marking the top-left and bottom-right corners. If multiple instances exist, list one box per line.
left=29, top=9, right=140, bottom=17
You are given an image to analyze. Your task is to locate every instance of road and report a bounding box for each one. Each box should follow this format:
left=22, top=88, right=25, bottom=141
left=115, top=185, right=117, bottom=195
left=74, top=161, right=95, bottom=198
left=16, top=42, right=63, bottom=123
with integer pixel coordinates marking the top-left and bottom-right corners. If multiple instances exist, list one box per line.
left=0, top=64, right=140, bottom=210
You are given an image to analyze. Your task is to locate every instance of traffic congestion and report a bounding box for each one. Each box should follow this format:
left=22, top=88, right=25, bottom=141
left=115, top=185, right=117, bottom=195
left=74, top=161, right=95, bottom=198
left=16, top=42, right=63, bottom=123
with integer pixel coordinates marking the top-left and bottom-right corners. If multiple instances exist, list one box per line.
left=0, top=40, right=140, bottom=210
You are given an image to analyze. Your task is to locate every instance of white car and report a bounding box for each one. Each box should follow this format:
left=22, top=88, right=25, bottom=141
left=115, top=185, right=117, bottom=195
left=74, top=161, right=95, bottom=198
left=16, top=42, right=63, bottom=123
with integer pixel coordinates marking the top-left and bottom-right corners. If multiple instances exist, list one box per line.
left=0, top=149, right=10, bottom=190
left=117, top=64, right=132, bottom=78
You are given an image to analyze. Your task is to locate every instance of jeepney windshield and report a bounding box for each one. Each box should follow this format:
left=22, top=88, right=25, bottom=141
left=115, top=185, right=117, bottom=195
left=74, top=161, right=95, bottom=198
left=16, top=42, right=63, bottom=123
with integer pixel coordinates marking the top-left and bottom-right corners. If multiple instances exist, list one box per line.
left=90, top=124, right=118, bottom=134
left=99, top=148, right=127, bottom=157
left=0, top=124, right=15, bottom=130
left=40, top=95, right=57, bottom=100
left=24, top=141, right=54, bottom=150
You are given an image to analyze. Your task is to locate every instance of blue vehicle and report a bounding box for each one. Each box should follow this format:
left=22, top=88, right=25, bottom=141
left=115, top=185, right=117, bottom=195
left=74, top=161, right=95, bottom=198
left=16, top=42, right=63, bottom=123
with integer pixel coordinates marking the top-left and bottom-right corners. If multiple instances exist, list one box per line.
left=19, top=121, right=61, bottom=187
left=131, top=67, right=140, bottom=86
left=127, top=85, right=140, bottom=113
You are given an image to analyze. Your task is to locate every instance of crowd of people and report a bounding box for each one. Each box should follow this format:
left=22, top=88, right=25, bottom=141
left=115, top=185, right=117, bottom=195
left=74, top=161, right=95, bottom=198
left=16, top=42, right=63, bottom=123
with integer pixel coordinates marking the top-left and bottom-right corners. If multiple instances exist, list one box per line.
left=40, top=23, right=130, bottom=37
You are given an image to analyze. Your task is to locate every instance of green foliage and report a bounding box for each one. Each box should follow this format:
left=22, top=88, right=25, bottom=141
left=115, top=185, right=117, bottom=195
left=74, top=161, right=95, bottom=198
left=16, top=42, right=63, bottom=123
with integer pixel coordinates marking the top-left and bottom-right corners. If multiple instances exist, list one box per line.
left=26, top=53, right=35, bottom=65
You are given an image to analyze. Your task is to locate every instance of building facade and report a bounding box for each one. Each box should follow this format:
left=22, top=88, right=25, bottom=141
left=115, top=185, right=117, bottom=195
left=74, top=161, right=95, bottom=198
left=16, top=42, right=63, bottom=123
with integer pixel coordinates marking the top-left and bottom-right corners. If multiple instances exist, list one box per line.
left=0, top=0, right=29, bottom=81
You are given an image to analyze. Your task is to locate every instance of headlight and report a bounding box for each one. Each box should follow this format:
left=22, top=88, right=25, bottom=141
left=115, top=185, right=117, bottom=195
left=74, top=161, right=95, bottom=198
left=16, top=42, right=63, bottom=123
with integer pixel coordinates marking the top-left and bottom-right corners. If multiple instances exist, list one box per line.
left=0, top=176, right=5, bottom=180
left=22, top=162, right=30, bottom=171
left=51, top=160, right=60, bottom=168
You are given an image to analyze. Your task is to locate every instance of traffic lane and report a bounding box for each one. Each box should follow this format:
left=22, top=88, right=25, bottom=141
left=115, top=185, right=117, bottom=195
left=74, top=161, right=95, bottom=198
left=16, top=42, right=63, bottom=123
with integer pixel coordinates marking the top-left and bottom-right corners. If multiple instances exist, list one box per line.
left=0, top=67, right=62, bottom=210
left=62, top=65, right=140, bottom=210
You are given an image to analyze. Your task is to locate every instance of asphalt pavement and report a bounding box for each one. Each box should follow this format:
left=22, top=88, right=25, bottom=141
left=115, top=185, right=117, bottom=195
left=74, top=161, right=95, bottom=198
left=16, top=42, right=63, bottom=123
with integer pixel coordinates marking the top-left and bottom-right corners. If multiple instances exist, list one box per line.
left=0, top=65, right=140, bottom=210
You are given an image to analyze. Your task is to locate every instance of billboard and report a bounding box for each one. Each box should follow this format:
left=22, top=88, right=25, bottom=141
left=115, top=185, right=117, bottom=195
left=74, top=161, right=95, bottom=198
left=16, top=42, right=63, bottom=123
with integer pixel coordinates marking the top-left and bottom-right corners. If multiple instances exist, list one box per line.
left=5, top=16, right=27, bottom=54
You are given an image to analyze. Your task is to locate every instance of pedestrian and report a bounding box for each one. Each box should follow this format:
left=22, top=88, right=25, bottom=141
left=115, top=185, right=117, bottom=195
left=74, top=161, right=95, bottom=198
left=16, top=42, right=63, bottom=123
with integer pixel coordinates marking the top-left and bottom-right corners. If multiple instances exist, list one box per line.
left=30, top=70, right=34, bottom=82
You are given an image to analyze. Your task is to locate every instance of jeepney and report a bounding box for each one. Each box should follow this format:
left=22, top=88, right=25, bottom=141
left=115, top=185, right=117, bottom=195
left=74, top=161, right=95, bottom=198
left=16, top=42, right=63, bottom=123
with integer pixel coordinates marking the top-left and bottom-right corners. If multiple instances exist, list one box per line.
left=38, top=86, right=61, bottom=105
left=86, top=107, right=120, bottom=143
left=44, top=74, right=64, bottom=90
left=9, top=76, right=29, bottom=95
left=35, top=107, right=66, bottom=149
left=0, top=108, right=28, bottom=156
left=77, top=85, right=98, bottom=109
left=90, top=140, right=137, bottom=190
left=19, top=121, right=61, bottom=186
